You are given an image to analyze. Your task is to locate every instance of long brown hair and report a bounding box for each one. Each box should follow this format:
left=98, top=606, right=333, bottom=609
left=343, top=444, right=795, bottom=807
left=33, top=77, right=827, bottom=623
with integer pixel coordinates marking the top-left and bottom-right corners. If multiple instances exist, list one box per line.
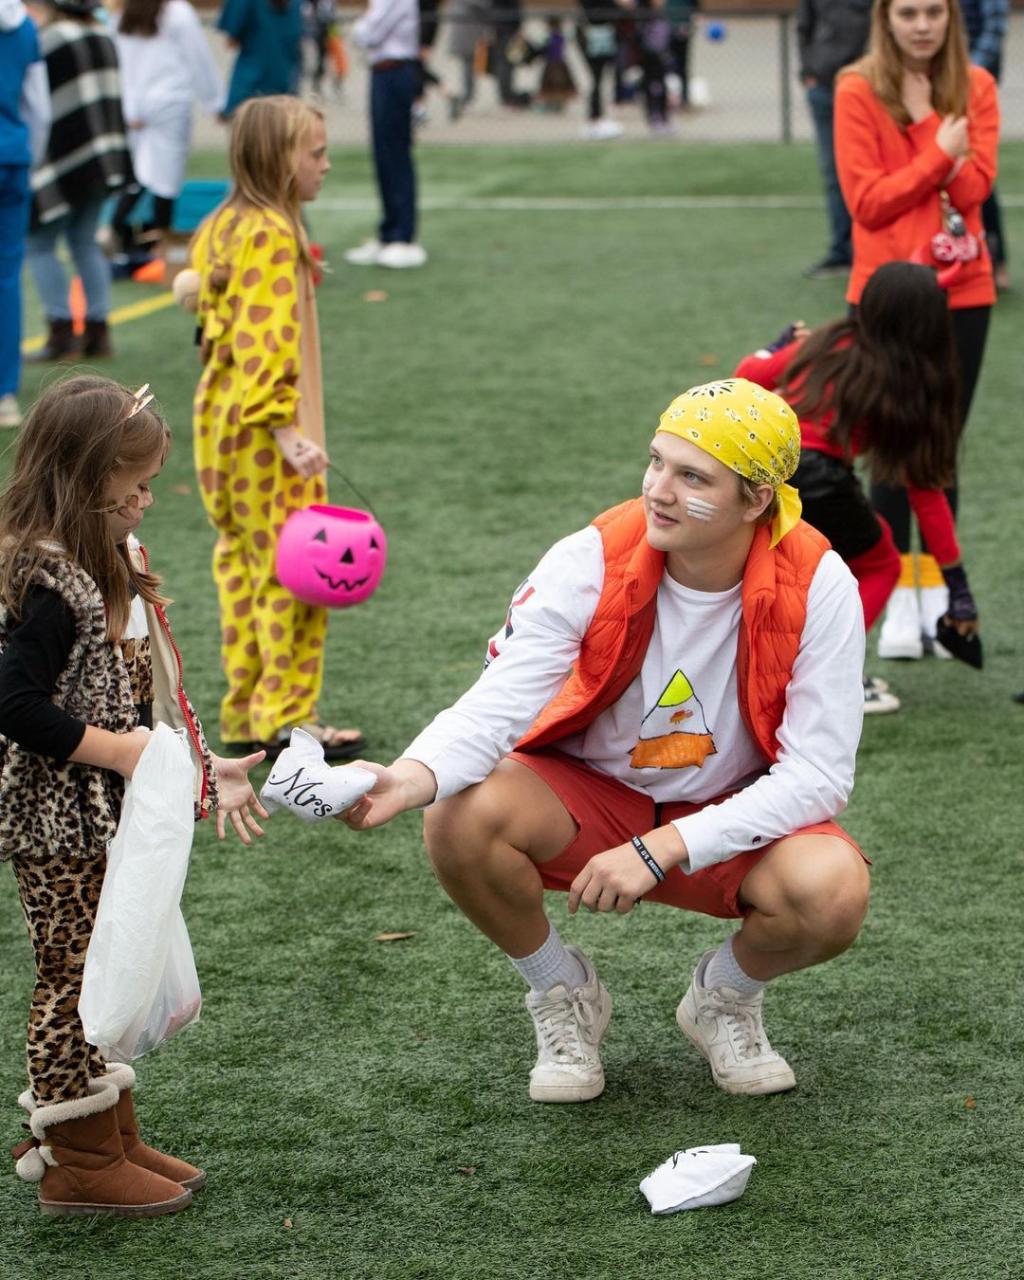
left=0, top=376, right=171, bottom=639
left=117, top=0, right=165, bottom=36
left=841, top=0, right=970, bottom=125
left=780, top=261, right=960, bottom=487
left=197, top=96, right=323, bottom=273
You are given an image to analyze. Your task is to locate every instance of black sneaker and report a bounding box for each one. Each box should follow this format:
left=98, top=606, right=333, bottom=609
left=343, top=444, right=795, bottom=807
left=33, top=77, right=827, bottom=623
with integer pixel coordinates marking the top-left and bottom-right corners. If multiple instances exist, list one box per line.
left=802, top=258, right=851, bottom=280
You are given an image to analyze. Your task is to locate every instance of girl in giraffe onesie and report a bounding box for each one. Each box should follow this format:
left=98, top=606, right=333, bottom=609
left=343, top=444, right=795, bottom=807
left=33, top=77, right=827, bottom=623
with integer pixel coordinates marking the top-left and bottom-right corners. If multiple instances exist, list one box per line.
left=191, top=95, right=363, bottom=760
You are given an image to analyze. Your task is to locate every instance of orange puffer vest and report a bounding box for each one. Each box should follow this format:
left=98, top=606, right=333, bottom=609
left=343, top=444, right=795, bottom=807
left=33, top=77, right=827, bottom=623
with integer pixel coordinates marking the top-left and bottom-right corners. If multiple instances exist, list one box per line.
left=516, top=498, right=830, bottom=764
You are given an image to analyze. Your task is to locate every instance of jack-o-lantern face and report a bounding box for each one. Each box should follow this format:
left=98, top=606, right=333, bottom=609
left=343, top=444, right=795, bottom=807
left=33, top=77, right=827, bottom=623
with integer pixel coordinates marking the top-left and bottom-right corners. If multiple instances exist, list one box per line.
left=276, top=505, right=387, bottom=609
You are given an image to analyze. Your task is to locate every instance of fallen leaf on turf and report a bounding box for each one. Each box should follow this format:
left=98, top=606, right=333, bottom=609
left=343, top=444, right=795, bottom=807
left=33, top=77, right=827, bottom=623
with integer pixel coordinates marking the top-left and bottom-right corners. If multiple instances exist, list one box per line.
left=374, top=931, right=416, bottom=942
left=283, top=1217, right=293, bottom=1228
left=363, top=290, right=388, bottom=303
left=699, top=353, right=718, bottom=366
left=965, top=1096, right=976, bottom=1110
left=171, top=484, right=192, bottom=495
left=457, top=1166, right=477, bottom=1176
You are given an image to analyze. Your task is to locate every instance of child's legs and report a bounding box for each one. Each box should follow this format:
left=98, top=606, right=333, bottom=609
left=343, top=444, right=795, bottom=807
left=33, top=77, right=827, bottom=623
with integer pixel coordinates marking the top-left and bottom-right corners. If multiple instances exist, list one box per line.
left=641, top=52, right=667, bottom=123
left=846, top=517, right=901, bottom=630
left=212, top=528, right=262, bottom=742
left=12, top=851, right=107, bottom=1104
left=65, top=198, right=111, bottom=321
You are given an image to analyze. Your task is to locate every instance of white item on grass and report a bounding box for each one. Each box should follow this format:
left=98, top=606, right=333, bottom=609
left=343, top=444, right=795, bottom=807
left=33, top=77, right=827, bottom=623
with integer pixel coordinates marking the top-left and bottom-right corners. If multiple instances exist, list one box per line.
left=260, top=727, right=376, bottom=822
left=79, top=724, right=201, bottom=1061
left=640, top=1143, right=756, bottom=1214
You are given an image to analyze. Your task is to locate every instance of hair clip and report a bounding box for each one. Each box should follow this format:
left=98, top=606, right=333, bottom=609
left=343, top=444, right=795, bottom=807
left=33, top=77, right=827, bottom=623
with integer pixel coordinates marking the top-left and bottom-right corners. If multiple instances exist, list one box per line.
left=128, top=383, right=155, bottom=417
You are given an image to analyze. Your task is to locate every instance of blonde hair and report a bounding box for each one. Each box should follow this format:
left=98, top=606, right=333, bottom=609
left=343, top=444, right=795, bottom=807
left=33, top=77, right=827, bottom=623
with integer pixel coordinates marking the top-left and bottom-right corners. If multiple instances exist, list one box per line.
left=0, top=376, right=171, bottom=640
left=215, top=95, right=324, bottom=270
left=841, top=0, right=970, bottom=125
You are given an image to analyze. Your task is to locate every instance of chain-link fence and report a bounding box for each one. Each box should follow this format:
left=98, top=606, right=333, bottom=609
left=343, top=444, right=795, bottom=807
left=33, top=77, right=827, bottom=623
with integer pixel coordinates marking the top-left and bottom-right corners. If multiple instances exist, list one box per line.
left=189, top=7, right=1024, bottom=149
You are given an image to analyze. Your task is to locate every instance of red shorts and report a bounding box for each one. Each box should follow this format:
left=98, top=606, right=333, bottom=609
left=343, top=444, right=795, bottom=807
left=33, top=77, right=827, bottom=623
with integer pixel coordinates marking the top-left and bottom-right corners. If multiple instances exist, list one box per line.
left=509, top=748, right=863, bottom=920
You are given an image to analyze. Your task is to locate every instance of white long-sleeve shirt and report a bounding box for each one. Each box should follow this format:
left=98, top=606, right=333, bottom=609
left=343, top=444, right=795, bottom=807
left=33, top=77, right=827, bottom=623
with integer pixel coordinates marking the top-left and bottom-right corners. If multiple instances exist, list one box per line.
left=403, top=524, right=865, bottom=873
left=351, top=0, right=419, bottom=64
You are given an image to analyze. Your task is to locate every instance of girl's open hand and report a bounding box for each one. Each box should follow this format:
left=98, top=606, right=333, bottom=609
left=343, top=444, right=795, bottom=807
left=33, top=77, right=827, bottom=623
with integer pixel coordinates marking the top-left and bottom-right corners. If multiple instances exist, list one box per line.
left=210, top=751, right=270, bottom=844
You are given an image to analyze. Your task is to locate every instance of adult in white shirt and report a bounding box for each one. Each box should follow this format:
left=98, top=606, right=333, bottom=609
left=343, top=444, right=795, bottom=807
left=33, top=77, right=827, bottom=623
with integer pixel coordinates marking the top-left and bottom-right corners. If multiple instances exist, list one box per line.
left=345, top=379, right=870, bottom=1103
left=113, top=0, right=224, bottom=253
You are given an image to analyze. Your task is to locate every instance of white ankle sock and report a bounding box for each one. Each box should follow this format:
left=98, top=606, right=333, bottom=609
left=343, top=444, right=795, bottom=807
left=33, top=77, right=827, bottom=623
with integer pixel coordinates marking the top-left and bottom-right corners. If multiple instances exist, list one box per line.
left=510, top=923, right=586, bottom=993
left=704, top=935, right=765, bottom=999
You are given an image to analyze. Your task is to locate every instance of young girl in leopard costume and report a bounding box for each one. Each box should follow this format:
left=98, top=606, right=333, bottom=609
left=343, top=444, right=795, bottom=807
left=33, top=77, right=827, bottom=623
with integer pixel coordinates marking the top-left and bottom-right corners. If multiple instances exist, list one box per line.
left=0, top=375, right=267, bottom=1217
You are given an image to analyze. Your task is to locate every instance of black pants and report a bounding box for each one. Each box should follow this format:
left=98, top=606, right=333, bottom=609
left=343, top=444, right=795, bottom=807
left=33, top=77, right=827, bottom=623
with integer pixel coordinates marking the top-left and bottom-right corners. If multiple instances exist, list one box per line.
left=870, top=304, right=990, bottom=551
left=111, top=186, right=174, bottom=256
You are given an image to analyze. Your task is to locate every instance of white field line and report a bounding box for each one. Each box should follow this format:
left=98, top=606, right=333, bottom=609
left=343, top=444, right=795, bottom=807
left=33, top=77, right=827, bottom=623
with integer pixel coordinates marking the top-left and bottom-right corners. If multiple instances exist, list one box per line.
left=318, top=193, right=1024, bottom=213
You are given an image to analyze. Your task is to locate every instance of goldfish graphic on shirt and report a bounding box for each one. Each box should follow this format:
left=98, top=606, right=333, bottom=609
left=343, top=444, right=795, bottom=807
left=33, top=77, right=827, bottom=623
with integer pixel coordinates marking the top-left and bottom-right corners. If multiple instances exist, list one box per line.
left=630, top=669, right=716, bottom=769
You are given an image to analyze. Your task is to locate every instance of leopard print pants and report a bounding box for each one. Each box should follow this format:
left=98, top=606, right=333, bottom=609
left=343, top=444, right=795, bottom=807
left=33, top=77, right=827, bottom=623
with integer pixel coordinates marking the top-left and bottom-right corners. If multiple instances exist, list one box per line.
left=12, top=849, right=107, bottom=1104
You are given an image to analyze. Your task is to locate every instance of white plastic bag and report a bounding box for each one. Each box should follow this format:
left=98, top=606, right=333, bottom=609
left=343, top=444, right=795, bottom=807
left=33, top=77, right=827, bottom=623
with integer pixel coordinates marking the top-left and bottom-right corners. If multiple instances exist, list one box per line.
left=79, top=723, right=201, bottom=1062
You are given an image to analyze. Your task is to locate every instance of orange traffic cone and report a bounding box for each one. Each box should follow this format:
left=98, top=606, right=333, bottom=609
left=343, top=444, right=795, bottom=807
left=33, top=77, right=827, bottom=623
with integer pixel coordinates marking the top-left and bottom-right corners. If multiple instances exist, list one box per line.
left=132, top=257, right=166, bottom=285
left=68, top=276, right=86, bottom=337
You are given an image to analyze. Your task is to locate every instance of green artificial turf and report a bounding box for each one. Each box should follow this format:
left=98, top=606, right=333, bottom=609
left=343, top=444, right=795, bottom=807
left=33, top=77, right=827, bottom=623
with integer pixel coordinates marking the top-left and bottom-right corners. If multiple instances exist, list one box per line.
left=2, top=142, right=1023, bottom=1280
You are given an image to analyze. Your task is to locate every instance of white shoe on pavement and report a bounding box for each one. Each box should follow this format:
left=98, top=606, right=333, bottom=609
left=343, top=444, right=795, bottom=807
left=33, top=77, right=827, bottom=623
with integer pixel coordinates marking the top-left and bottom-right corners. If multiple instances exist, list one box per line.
left=676, top=950, right=796, bottom=1096
left=344, top=239, right=383, bottom=265
left=525, top=946, right=611, bottom=1102
left=0, top=394, right=20, bottom=429
left=377, top=242, right=427, bottom=269
left=877, top=586, right=924, bottom=660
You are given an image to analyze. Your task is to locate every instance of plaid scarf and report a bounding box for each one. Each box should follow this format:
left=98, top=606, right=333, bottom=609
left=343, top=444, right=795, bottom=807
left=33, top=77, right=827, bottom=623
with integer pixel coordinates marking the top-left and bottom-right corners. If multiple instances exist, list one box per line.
left=31, top=19, right=131, bottom=227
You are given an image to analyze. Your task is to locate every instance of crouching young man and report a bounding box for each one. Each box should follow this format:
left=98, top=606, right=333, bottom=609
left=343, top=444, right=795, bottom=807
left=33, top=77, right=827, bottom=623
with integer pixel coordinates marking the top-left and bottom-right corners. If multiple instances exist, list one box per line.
left=346, top=378, right=870, bottom=1101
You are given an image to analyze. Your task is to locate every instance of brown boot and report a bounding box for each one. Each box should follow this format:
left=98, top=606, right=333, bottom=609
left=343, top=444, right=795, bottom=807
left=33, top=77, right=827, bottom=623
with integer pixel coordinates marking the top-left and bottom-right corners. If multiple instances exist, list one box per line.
left=18, top=1079, right=192, bottom=1217
left=24, top=318, right=77, bottom=363
left=104, top=1063, right=205, bottom=1191
left=81, top=319, right=113, bottom=358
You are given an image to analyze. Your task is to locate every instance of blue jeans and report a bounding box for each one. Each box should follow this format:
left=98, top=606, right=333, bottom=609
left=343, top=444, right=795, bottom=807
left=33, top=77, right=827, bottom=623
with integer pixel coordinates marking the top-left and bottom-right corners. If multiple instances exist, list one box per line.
left=26, top=196, right=111, bottom=322
left=0, top=165, right=31, bottom=397
left=806, top=83, right=852, bottom=266
left=370, top=63, right=417, bottom=245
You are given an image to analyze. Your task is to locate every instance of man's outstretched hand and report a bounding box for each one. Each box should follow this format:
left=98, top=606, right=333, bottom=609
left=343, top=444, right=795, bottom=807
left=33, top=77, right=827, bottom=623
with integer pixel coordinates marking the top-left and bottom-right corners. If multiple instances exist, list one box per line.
left=341, top=759, right=438, bottom=829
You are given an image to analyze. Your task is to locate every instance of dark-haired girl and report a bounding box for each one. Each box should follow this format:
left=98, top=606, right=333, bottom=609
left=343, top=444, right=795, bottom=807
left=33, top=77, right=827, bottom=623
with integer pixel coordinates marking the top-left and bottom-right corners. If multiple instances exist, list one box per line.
left=735, top=260, right=978, bottom=713
left=0, top=375, right=266, bottom=1216
left=113, top=0, right=224, bottom=264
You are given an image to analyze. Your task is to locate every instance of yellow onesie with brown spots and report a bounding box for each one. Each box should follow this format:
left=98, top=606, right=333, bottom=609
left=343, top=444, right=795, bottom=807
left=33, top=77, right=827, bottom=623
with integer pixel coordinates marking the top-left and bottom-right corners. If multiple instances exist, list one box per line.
left=192, top=205, right=327, bottom=746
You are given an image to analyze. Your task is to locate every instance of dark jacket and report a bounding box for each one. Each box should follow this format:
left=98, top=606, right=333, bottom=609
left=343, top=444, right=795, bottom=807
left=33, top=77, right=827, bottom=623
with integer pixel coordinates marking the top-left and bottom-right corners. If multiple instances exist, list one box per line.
left=796, top=0, right=870, bottom=87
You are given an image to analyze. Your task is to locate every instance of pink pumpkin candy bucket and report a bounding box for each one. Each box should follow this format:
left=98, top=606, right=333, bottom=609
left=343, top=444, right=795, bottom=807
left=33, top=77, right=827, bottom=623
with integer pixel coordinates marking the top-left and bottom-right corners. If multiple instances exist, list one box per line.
left=275, top=505, right=387, bottom=609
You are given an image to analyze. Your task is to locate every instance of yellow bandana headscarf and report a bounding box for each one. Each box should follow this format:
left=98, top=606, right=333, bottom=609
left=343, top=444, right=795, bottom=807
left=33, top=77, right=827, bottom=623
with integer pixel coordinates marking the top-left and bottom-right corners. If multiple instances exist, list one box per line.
left=656, top=378, right=802, bottom=548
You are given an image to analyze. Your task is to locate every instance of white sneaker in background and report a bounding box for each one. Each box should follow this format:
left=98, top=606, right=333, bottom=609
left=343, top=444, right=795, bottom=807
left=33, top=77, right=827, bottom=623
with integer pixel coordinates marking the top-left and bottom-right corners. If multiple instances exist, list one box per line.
left=377, top=242, right=428, bottom=269
left=919, top=585, right=953, bottom=658
left=877, top=586, right=924, bottom=660
left=862, top=678, right=901, bottom=715
left=344, top=240, right=383, bottom=266
left=0, top=394, right=20, bottom=429
left=526, top=946, right=611, bottom=1102
left=676, top=950, right=796, bottom=1096
left=583, top=118, right=623, bottom=140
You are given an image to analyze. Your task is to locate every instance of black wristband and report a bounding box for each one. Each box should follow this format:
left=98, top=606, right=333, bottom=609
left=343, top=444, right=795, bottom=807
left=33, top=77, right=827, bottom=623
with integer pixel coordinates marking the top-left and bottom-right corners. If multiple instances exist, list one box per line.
left=631, top=835, right=666, bottom=884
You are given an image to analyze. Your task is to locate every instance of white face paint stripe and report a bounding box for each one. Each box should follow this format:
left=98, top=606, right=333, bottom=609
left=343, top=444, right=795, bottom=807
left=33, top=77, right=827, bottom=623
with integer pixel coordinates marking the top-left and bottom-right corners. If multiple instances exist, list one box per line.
left=685, top=497, right=717, bottom=521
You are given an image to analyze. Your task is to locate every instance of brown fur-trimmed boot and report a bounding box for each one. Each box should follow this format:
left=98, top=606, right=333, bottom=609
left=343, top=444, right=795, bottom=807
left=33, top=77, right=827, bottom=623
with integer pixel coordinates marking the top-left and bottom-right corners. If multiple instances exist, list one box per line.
left=16, top=1079, right=192, bottom=1217
left=103, top=1063, right=205, bottom=1191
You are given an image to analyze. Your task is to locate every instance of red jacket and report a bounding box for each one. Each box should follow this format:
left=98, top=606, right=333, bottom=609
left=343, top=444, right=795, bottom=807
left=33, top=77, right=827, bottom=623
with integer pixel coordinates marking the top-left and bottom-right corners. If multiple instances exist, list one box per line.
left=735, top=342, right=960, bottom=565
left=516, top=499, right=830, bottom=765
left=834, top=65, right=998, bottom=310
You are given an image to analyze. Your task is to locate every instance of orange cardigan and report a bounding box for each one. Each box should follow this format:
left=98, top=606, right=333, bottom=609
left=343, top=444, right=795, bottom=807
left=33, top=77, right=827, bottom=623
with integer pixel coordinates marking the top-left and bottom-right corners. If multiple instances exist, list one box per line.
left=834, top=65, right=998, bottom=310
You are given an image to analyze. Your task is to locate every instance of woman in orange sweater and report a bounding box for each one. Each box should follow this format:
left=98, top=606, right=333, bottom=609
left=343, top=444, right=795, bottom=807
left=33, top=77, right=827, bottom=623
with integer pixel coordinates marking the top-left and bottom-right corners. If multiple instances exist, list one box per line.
left=834, top=0, right=997, bottom=661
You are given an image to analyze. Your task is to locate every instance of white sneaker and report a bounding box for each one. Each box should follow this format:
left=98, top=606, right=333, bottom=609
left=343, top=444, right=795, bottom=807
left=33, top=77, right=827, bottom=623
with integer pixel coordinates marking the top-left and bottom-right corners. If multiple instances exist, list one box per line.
left=0, top=394, right=20, bottom=429
left=377, top=242, right=427, bottom=269
left=877, top=586, right=923, bottom=660
left=676, top=950, right=796, bottom=1096
left=863, top=678, right=901, bottom=714
left=344, top=240, right=383, bottom=266
left=919, top=585, right=952, bottom=658
left=583, top=118, right=623, bottom=140
left=525, top=946, right=611, bottom=1103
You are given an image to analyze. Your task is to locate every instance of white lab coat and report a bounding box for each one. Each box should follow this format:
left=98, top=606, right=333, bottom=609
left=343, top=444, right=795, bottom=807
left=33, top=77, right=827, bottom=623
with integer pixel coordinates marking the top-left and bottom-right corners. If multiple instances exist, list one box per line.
left=115, top=0, right=224, bottom=198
